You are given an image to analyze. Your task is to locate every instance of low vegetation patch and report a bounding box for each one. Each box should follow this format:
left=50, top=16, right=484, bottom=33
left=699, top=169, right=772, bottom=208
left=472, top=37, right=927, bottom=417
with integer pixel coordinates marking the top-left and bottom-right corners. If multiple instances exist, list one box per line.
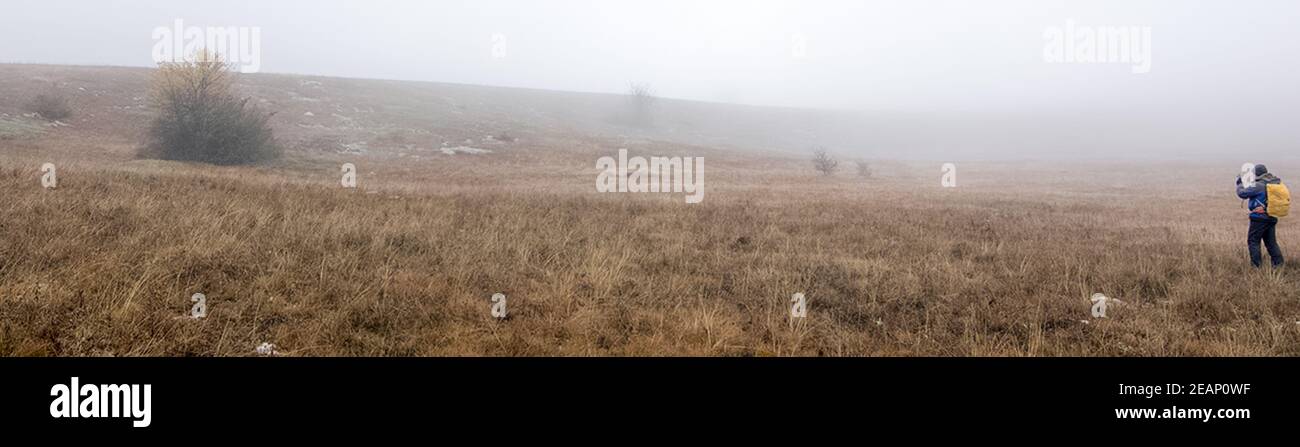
left=141, top=52, right=278, bottom=165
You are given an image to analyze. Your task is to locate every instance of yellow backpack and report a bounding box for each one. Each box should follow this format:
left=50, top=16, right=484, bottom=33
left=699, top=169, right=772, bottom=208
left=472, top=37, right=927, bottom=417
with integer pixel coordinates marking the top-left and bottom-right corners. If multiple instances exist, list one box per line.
left=1267, top=183, right=1290, bottom=218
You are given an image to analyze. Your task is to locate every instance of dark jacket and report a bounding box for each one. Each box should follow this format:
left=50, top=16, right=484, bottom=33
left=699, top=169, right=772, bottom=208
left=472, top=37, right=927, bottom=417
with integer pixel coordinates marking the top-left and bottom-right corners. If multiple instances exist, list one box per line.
left=1237, top=172, right=1282, bottom=222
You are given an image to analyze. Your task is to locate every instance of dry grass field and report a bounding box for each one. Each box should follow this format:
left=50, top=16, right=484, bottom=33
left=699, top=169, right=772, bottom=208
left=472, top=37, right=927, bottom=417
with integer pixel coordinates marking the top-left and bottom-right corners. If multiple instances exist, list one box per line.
left=2, top=65, right=1298, bottom=356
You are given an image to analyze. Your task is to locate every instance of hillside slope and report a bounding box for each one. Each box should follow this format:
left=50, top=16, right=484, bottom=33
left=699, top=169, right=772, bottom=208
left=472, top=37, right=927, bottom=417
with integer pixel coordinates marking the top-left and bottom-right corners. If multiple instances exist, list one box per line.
left=0, top=64, right=871, bottom=161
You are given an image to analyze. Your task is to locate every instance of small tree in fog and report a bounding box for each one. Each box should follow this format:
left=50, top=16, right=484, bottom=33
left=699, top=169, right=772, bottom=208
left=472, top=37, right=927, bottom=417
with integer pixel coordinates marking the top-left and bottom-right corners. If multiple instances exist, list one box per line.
left=626, top=82, right=656, bottom=127
left=854, top=159, right=872, bottom=178
left=812, top=147, right=838, bottom=176
left=142, top=51, right=278, bottom=165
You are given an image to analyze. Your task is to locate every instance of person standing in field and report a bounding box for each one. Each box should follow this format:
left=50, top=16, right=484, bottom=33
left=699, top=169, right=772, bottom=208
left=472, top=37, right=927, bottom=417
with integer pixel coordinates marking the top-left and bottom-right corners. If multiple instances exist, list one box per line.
left=1236, top=164, right=1290, bottom=268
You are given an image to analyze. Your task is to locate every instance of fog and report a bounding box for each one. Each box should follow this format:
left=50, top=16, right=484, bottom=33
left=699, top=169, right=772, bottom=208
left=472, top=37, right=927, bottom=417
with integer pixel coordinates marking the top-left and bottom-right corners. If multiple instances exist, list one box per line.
left=3, top=0, right=1299, bottom=159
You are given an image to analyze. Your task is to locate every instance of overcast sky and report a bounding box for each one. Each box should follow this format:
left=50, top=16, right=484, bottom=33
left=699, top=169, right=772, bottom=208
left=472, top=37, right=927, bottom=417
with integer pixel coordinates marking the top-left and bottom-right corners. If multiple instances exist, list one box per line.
left=3, top=0, right=1299, bottom=115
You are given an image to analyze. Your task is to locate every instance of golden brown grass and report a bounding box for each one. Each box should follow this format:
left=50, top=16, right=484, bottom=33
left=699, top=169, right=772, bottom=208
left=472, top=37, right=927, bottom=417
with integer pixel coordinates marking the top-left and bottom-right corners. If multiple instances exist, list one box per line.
left=4, top=146, right=1298, bottom=356
left=2, top=65, right=1298, bottom=356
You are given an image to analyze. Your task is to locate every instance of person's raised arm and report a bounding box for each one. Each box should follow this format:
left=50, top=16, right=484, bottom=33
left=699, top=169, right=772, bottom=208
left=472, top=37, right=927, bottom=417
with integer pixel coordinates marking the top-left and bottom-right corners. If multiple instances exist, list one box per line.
left=1238, top=178, right=1262, bottom=199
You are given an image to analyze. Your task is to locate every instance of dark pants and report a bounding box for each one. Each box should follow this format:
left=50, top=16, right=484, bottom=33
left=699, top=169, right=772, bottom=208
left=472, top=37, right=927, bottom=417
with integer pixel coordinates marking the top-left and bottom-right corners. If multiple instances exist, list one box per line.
left=1248, top=219, right=1284, bottom=267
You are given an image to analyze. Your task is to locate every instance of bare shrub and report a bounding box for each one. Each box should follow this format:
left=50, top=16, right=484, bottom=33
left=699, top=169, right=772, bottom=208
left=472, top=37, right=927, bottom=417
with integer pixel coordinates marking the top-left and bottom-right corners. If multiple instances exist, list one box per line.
left=625, top=82, right=657, bottom=127
left=142, top=52, right=278, bottom=165
left=26, top=90, right=73, bottom=121
left=812, top=147, right=838, bottom=176
left=855, top=159, right=872, bottom=178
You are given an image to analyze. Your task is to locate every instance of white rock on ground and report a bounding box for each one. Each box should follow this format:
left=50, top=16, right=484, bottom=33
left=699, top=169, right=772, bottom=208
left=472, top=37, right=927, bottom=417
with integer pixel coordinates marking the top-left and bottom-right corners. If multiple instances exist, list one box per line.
left=440, top=146, right=492, bottom=155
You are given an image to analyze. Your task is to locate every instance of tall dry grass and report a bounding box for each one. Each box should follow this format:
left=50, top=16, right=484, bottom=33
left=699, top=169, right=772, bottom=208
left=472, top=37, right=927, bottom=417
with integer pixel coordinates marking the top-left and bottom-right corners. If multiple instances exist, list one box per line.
left=2, top=149, right=1297, bottom=356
